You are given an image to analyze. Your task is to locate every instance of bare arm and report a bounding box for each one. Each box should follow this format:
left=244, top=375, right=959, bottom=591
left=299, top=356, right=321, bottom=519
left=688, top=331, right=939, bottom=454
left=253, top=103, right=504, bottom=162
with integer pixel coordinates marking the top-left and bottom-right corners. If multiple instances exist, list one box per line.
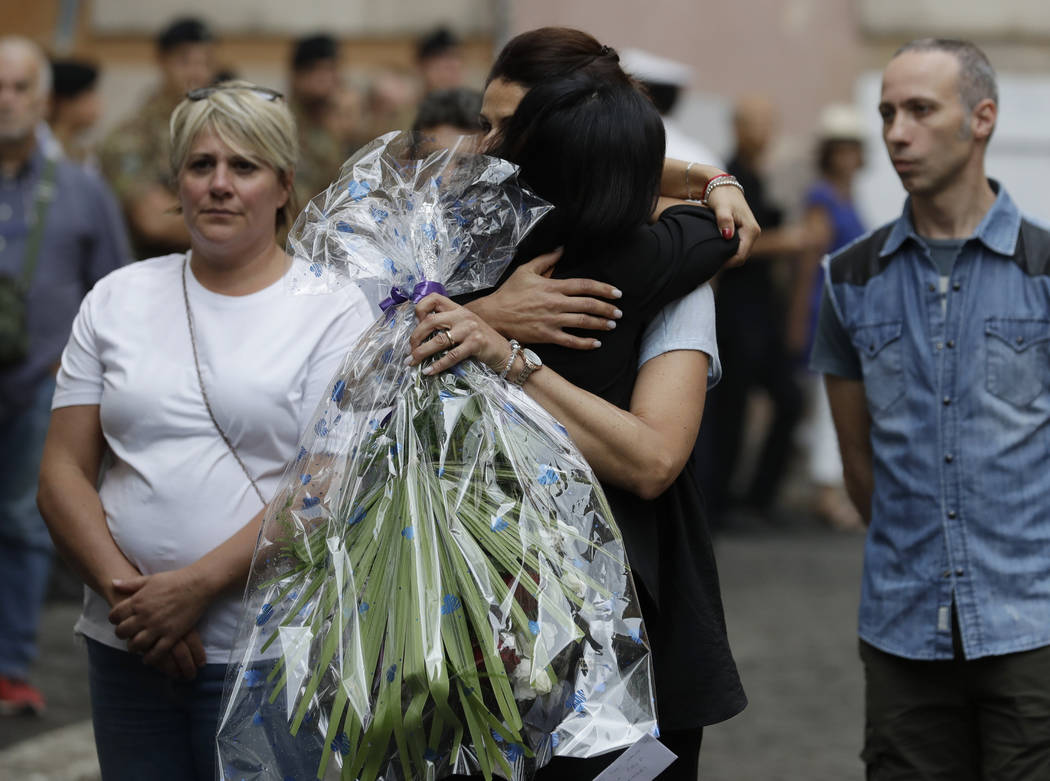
left=661, top=158, right=760, bottom=265
left=824, top=375, right=873, bottom=525
left=785, top=205, right=834, bottom=355
left=37, top=405, right=140, bottom=603
left=464, top=249, right=623, bottom=350
left=38, top=405, right=205, bottom=677
left=410, top=295, right=708, bottom=500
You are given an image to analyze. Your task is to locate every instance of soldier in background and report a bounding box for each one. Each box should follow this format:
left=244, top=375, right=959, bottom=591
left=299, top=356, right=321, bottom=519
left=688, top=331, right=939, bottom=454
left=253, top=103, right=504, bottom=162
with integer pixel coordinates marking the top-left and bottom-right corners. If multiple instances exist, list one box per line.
left=410, top=86, right=482, bottom=158
left=98, top=18, right=215, bottom=259
left=288, top=34, right=347, bottom=207
left=416, top=27, right=465, bottom=94
left=46, top=59, right=102, bottom=166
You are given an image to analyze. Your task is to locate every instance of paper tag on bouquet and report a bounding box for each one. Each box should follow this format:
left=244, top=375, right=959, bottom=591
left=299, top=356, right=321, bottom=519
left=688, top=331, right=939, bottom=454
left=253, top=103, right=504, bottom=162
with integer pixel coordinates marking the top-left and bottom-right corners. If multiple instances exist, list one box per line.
left=593, top=733, right=678, bottom=781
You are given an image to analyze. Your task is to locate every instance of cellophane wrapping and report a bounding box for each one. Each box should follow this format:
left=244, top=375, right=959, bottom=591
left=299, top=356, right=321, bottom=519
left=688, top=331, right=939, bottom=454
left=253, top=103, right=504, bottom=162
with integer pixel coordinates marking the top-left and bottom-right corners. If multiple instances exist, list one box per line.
left=216, top=133, right=658, bottom=781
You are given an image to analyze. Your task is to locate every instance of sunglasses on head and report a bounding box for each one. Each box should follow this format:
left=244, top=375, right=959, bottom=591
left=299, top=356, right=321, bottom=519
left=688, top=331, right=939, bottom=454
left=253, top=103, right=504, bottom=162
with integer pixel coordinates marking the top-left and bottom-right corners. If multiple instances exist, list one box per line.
left=186, top=85, right=284, bottom=102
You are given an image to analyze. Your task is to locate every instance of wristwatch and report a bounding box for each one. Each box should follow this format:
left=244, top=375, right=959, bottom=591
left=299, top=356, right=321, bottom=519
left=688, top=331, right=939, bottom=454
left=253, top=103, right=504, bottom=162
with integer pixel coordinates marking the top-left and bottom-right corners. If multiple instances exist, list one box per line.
left=513, top=347, right=543, bottom=386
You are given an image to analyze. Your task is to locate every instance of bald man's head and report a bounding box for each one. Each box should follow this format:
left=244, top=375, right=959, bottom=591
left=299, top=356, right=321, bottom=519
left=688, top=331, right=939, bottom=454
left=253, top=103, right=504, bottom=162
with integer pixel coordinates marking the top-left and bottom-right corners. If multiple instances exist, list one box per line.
left=0, top=37, right=50, bottom=145
left=733, top=94, right=777, bottom=160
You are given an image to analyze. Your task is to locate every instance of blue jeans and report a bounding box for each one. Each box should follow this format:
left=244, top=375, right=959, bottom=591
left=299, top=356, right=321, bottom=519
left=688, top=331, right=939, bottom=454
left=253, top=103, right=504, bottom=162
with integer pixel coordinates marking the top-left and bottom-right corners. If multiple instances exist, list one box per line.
left=89, top=641, right=327, bottom=781
left=0, top=375, right=56, bottom=679
left=87, top=639, right=227, bottom=781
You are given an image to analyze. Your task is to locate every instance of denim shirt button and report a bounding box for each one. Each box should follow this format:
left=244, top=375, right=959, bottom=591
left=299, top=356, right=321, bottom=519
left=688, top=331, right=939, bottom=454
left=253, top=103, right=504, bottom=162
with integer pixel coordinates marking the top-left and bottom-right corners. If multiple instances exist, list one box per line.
left=943, top=396, right=951, bottom=406
left=1016, top=336, right=1024, bottom=345
left=955, top=568, right=964, bottom=576
left=942, top=569, right=952, bottom=578
left=948, top=510, right=957, bottom=519
left=936, top=342, right=944, bottom=350
left=928, top=283, right=936, bottom=292
left=946, top=340, right=955, bottom=348
left=952, top=281, right=961, bottom=291
left=945, top=453, right=954, bottom=463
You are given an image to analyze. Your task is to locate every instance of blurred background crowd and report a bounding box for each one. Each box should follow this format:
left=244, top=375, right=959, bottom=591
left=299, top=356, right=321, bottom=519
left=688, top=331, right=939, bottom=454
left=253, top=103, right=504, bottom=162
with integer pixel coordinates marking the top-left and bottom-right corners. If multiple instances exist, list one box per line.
left=4, top=0, right=1050, bottom=775
left=13, top=0, right=1049, bottom=536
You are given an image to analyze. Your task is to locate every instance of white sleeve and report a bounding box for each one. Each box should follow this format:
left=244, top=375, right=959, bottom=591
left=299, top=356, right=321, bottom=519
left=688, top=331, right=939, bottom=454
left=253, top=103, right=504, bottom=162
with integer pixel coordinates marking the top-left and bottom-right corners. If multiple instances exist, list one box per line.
left=297, top=286, right=375, bottom=432
left=52, top=287, right=104, bottom=409
left=636, top=283, right=721, bottom=388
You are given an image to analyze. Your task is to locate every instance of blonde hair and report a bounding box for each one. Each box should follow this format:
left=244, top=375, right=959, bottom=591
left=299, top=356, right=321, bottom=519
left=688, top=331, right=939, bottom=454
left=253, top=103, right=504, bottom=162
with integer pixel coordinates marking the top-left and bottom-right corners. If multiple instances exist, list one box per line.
left=170, top=81, right=299, bottom=228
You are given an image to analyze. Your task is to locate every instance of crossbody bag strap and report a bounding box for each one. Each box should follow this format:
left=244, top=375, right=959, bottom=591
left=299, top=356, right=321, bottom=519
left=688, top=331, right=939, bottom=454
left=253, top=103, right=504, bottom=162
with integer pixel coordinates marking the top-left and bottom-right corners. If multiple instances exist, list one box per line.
left=181, top=255, right=268, bottom=508
left=19, top=155, right=59, bottom=289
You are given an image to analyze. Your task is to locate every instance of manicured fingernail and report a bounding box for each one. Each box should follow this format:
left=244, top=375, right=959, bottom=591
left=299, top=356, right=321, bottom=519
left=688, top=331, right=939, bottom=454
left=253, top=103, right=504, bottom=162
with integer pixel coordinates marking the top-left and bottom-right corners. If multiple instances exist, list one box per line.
left=112, top=579, right=122, bottom=585
left=421, top=366, right=433, bottom=375
left=613, top=308, right=623, bottom=319
left=606, top=320, right=617, bottom=330
left=592, top=339, right=602, bottom=348
left=610, top=288, right=623, bottom=299
left=722, top=228, right=733, bottom=239
left=403, top=356, right=413, bottom=366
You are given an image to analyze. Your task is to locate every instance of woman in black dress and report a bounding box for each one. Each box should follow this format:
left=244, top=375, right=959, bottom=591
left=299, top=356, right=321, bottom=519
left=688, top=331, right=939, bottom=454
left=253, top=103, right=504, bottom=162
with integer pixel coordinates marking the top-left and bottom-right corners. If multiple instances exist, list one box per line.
left=408, top=64, right=745, bottom=780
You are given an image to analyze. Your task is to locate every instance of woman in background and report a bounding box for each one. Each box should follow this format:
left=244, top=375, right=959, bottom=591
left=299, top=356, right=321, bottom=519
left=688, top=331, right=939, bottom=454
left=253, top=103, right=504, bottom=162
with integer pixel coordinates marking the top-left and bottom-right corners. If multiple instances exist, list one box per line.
left=787, top=104, right=867, bottom=531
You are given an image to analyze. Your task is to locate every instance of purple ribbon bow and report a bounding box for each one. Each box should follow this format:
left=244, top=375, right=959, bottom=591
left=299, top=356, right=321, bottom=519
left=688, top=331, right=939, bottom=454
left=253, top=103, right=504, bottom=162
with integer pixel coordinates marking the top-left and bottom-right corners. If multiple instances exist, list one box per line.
left=379, top=280, right=448, bottom=312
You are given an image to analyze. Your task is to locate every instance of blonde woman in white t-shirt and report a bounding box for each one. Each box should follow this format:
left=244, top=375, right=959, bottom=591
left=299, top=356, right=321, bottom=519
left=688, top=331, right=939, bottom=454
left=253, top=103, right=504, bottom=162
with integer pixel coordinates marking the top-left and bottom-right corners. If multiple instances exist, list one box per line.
left=37, top=83, right=372, bottom=781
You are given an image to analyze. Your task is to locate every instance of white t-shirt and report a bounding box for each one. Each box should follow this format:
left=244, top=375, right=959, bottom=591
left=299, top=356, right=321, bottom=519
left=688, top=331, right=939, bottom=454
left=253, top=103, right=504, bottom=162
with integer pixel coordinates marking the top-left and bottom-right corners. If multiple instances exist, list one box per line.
left=53, top=254, right=373, bottom=662
left=638, top=282, right=721, bottom=388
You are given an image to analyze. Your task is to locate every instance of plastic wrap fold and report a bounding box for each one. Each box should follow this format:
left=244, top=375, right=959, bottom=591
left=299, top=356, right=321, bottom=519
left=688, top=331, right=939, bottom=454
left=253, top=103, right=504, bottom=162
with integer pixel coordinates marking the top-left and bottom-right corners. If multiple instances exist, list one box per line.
left=216, top=132, right=658, bottom=781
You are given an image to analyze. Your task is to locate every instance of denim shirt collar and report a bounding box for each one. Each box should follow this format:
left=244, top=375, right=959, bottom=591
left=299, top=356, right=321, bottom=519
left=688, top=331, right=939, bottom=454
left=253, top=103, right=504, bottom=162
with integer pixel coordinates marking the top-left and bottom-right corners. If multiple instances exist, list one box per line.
left=878, top=179, right=1021, bottom=260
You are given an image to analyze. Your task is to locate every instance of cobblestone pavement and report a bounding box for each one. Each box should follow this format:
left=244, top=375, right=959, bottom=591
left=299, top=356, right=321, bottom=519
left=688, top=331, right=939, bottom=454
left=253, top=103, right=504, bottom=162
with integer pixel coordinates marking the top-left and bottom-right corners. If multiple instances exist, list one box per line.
left=1, top=518, right=867, bottom=781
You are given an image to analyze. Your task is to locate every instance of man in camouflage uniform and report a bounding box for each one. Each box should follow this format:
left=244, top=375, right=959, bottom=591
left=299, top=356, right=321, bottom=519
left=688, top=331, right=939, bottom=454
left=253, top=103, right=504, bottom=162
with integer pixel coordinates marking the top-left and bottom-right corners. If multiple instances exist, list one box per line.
left=288, top=34, right=350, bottom=209
left=98, top=18, right=215, bottom=260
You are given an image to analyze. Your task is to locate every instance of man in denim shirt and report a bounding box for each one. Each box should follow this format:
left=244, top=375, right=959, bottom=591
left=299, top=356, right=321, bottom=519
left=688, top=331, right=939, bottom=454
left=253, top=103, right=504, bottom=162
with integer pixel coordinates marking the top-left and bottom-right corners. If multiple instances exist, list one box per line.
left=811, top=39, right=1050, bottom=779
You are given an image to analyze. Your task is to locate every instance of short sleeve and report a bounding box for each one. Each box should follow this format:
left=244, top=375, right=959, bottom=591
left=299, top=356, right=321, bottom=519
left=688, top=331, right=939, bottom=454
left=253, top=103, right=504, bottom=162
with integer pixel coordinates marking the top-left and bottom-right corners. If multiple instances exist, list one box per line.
left=297, top=285, right=375, bottom=432
left=53, top=288, right=105, bottom=408
left=808, top=282, right=862, bottom=379
left=804, top=182, right=837, bottom=212
left=638, top=283, right=722, bottom=388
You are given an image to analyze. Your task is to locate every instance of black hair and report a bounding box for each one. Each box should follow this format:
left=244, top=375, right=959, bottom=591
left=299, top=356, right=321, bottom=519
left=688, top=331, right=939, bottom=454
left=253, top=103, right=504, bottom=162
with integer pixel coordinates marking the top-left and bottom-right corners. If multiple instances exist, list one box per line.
left=157, top=18, right=213, bottom=53
left=487, top=27, right=631, bottom=90
left=817, top=138, right=862, bottom=175
left=411, top=87, right=482, bottom=134
left=417, top=27, right=460, bottom=62
left=51, top=59, right=98, bottom=99
left=292, top=34, right=338, bottom=72
left=492, top=73, right=665, bottom=256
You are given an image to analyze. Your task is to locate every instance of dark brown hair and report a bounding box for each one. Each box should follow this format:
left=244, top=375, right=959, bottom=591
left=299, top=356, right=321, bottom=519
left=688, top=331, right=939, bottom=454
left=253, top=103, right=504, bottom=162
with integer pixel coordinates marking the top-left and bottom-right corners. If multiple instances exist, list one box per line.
left=487, top=27, right=632, bottom=90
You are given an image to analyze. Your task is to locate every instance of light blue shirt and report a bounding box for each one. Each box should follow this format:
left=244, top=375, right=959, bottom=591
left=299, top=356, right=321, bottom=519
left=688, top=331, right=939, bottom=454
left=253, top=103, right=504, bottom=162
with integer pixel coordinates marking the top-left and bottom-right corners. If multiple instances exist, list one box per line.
left=638, top=282, right=721, bottom=388
left=812, top=182, right=1050, bottom=660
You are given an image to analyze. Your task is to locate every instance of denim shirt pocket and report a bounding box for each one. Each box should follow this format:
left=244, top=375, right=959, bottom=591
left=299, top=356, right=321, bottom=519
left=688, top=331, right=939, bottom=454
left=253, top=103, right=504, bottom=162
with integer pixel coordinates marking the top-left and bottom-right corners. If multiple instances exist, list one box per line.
left=852, top=321, right=904, bottom=412
left=985, top=318, right=1050, bottom=407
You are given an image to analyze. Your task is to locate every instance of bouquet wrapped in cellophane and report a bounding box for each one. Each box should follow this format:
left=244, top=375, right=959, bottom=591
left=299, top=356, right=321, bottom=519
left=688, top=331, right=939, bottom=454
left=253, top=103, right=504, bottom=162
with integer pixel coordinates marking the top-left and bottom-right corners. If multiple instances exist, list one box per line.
left=216, top=132, right=657, bottom=781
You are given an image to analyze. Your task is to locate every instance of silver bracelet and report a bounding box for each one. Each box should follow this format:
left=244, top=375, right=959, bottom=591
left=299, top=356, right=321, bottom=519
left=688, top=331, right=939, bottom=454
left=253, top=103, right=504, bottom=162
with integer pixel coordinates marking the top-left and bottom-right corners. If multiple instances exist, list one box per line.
left=500, top=339, right=522, bottom=379
left=701, top=175, right=744, bottom=206
left=685, top=161, right=699, bottom=201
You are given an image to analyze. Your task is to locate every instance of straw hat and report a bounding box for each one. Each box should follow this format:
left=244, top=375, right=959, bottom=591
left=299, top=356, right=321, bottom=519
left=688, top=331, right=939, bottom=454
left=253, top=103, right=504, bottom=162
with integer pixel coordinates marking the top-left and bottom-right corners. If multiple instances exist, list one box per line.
left=817, top=104, right=866, bottom=141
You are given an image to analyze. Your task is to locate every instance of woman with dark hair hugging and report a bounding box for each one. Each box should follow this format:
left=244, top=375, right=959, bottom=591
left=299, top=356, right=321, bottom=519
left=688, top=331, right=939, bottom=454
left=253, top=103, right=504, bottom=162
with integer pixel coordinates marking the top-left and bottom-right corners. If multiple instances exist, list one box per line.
left=407, top=59, right=747, bottom=780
